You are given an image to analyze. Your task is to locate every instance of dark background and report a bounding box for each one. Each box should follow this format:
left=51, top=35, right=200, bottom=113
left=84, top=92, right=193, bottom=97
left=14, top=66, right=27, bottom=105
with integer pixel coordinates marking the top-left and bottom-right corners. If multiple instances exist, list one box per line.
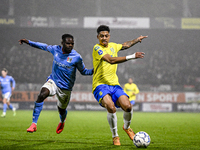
left=0, top=0, right=200, bottom=91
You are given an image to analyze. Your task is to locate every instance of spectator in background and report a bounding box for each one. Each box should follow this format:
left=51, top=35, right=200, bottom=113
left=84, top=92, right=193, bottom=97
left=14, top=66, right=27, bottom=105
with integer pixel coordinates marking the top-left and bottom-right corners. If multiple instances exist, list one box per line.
left=124, top=77, right=139, bottom=106
left=0, top=68, right=16, bottom=117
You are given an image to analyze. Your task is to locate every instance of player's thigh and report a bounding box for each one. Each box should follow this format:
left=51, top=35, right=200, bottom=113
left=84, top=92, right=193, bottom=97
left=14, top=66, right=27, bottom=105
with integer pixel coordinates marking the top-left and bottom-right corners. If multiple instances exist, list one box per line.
left=41, top=79, right=57, bottom=96
left=39, top=87, right=50, bottom=98
left=2, top=92, right=11, bottom=103
left=56, top=89, right=71, bottom=109
left=117, top=95, right=132, bottom=112
left=102, top=94, right=116, bottom=113
left=2, top=98, right=7, bottom=104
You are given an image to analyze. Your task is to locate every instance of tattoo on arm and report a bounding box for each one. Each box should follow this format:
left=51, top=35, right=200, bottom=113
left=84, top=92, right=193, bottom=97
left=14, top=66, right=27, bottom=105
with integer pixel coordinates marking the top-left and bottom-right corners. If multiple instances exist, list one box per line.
left=121, top=39, right=138, bottom=50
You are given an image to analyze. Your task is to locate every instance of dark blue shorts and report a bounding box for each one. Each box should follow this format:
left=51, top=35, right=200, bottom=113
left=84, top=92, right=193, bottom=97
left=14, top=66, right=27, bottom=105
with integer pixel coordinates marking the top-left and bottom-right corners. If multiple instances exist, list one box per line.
left=93, top=84, right=129, bottom=108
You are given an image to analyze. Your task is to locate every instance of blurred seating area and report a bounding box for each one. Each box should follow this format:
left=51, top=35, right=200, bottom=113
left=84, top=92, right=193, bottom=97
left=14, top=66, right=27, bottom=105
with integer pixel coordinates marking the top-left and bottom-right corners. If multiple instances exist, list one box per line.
left=1, top=36, right=199, bottom=92
left=1, top=0, right=200, bottom=92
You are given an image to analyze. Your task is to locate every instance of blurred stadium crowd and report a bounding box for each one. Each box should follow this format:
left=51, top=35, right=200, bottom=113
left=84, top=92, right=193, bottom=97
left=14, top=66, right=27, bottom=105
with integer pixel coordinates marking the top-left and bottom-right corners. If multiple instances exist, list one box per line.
left=1, top=28, right=199, bottom=92
left=1, top=0, right=200, bottom=91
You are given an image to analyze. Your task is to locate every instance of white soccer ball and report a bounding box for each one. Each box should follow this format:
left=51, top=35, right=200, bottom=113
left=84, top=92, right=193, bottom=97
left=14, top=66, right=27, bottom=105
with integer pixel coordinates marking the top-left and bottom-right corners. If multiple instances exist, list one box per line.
left=133, top=131, right=151, bottom=148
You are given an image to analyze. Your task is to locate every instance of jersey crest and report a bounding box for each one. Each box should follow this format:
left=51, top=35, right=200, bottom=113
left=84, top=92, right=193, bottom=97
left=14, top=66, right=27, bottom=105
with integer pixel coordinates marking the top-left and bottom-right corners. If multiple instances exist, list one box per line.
left=67, top=57, right=72, bottom=63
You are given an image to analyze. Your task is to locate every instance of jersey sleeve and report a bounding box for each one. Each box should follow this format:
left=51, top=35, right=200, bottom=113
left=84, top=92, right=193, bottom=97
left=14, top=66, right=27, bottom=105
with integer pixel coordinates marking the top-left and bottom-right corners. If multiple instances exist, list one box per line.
left=10, top=76, right=16, bottom=88
left=77, top=55, right=93, bottom=75
left=134, top=84, right=140, bottom=94
left=28, top=40, right=56, bottom=55
left=113, top=43, right=122, bottom=52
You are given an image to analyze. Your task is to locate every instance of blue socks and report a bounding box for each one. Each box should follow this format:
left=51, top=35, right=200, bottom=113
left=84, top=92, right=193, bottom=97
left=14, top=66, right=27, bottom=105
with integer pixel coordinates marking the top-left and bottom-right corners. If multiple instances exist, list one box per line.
left=8, top=104, right=13, bottom=110
left=3, top=104, right=7, bottom=113
left=60, top=109, right=68, bottom=123
left=32, top=102, right=44, bottom=124
left=31, top=102, right=67, bottom=124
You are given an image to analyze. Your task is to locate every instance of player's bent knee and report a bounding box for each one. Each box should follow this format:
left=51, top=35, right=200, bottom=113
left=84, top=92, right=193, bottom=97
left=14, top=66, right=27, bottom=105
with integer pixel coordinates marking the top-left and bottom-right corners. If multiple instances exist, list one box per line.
left=37, top=93, right=48, bottom=102
left=124, top=104, right=132, bottom=112
left=107, top=106, right=116, bottom=113
left=36, top=88, right=50, bottom=102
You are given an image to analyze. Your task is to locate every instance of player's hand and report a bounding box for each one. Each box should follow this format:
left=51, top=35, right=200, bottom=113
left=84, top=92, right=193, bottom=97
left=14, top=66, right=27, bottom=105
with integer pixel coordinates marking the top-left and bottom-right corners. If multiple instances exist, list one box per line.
left=137, top=35, right=148, bottom=43
left=135, top=52, right=145, bottom=58
left=19, top=39, right=29, bottom=45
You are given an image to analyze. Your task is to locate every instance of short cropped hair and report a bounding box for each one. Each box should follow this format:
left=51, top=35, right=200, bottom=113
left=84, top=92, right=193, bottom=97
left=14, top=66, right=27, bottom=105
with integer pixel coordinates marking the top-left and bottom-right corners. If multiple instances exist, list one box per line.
left=62, top=34, right=74, bottom=41
left=2, top=68, right=8, bottom=73
left=97, top=25, right=110, bottom=34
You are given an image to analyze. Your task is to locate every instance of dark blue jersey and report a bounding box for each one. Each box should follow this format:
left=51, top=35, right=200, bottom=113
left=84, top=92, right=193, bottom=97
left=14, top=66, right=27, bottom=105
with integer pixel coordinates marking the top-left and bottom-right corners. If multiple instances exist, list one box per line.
left=29, top=40, right=93, bottom=90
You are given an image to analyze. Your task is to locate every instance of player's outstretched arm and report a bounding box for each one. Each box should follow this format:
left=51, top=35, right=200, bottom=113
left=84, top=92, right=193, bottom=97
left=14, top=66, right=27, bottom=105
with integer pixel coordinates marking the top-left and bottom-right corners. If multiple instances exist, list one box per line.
left=121, top=35, right=148, bottom=50
left=19, top=39, right=29, bottom=45
left=19, top=39, right=49, bottom=51
left=102, top=52, right=145, bottom=64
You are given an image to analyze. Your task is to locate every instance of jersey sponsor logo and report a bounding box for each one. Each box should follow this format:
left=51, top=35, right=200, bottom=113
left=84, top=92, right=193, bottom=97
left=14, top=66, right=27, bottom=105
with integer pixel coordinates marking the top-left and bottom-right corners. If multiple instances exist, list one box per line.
left=67, top=57, right=72, bottom=63
left=98, top=50, right=103, bottom=55
left=99, top=91, right=103, bottom=96
left=53, top=60, right=71, bottom=69
left=94, top=46, right=100, bottom=51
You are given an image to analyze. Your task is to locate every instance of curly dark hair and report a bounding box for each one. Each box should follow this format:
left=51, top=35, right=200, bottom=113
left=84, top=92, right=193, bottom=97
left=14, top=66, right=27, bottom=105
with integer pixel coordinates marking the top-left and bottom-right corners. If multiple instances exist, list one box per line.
left=97, top=25, right=110, bottom=34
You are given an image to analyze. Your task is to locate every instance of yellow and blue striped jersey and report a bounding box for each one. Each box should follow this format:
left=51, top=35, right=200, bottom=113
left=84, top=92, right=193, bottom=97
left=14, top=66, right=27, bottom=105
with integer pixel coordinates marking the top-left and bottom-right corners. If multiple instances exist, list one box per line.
left=92, top=42, right=122, bottom=92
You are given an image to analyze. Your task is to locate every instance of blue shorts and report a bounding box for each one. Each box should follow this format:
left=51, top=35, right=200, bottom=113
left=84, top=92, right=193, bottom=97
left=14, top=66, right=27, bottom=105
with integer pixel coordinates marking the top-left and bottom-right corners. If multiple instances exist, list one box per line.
left=130, top=100, right=135, bottom=105
left=93, top=84, right=129, bottom=108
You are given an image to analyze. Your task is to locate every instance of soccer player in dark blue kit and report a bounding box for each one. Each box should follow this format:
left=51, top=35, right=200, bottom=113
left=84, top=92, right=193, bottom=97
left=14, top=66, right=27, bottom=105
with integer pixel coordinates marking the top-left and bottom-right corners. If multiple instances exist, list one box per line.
left=19, top=34, right=93, bottom=133
left=0, top=68, right=16, bottom=117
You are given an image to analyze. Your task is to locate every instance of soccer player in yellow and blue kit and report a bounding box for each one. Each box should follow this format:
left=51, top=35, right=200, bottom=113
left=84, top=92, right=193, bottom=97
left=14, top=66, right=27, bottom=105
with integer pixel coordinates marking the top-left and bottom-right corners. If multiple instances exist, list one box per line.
left=92, top=25, right=147, bottom=145
left=124, top=77, right=140, bottom=106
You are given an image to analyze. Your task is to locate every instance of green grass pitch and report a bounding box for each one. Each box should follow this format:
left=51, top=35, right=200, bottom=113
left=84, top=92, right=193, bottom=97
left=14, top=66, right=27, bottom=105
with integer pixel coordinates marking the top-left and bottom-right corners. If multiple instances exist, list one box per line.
left=0, top=110, right=200, bottom=150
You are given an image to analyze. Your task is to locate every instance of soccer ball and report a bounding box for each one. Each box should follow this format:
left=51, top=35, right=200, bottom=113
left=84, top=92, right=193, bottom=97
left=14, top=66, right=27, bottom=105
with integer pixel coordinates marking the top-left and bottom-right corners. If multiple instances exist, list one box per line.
left=133, top=131, right=151, bottom=148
